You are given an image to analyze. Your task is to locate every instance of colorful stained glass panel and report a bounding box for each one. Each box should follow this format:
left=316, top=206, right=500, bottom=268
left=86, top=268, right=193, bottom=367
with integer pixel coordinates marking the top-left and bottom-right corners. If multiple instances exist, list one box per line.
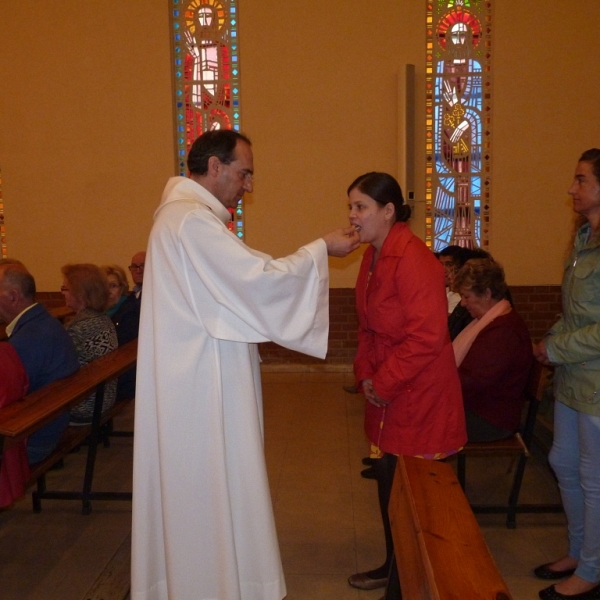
left=425, top=0, right=492, bottom=250
left=171, top=0, right=244, bottom=239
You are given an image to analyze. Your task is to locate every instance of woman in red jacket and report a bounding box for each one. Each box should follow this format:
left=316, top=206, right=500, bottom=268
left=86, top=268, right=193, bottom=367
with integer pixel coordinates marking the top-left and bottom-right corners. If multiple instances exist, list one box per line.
left=347, top=172, right=466, bottom=595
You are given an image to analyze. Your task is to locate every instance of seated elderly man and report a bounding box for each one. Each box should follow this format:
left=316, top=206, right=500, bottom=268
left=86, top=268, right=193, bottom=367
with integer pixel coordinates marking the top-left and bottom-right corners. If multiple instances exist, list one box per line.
left=0, top=260, right=80, bottom=464
left=128, top=251, right=146, bottom=301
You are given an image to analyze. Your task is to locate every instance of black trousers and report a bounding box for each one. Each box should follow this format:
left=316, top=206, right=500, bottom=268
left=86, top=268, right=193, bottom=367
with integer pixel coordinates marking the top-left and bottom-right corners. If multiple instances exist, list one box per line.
left=372, top=453, right=402, bottom=600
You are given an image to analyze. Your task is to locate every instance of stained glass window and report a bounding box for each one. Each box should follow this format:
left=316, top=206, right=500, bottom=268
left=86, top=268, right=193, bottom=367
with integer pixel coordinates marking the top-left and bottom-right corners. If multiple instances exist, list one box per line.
left=171, top=0, right=244, bottom=239
left=425, top=0, right=492, bottom=250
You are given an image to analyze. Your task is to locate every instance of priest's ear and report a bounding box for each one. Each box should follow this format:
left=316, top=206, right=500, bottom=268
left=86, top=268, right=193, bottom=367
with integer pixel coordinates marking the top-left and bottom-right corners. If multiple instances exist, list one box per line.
left=207, top=155, right=222, bottom=178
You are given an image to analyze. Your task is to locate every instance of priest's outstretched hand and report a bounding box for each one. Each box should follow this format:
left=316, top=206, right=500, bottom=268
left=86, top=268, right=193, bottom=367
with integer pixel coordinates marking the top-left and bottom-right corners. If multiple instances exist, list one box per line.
left=322, top=227, right=361, bottom=257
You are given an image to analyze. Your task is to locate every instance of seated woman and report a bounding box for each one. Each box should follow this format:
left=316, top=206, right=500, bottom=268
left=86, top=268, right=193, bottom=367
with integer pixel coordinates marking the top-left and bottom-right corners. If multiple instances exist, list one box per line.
left=103, top=264, right=140, bottom=399
left=61, top=264, right=118, bottom=425
left=0, top=343, right=29, bottom=508
left=453, top=258, right=532, bottom=442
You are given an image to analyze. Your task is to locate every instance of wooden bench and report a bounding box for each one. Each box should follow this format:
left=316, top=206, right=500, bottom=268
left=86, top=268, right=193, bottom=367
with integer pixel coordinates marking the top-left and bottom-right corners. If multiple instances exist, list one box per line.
left=0, top=338, right=137, bottom=514
left=389, top=455, right=512, bottom=600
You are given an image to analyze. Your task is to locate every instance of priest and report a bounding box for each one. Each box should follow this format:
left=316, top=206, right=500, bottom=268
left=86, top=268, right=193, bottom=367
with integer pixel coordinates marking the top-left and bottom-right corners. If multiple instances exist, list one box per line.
left=131, top=129, right=359, bottom=600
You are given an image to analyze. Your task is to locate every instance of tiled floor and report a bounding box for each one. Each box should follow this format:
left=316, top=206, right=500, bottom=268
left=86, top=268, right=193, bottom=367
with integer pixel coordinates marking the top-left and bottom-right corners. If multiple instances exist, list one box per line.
left=0, top=370, right=567, bottom=600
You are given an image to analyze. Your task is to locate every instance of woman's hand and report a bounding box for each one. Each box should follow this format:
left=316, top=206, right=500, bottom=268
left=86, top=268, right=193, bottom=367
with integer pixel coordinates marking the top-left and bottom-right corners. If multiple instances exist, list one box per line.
left=533, top=339, right=552, bottom=365
left=362, top=378, right=389, bottom=408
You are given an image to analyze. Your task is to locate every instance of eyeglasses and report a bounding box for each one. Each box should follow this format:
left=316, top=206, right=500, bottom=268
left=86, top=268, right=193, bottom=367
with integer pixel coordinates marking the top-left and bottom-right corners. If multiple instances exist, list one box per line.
left=220, top=159, right=253, bottom=182
left=128, top=263, right=145, bottom=271
left=237, top=170, right=253, bottom=183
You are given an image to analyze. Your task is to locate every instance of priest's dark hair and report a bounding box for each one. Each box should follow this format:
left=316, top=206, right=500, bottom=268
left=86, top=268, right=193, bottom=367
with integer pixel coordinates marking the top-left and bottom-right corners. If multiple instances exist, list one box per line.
left=347, top=172, right=411, bottom=223
left=187, top=130, right=252, bottom=176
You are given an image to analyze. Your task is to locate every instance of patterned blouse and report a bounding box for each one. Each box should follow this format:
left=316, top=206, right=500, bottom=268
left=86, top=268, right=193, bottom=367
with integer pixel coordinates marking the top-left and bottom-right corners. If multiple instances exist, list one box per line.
left=66, top=308, right=118, bottom=424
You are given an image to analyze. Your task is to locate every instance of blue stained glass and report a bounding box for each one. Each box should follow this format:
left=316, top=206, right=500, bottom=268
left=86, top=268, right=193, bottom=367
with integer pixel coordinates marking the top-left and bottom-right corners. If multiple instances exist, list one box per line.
left=179, top=150, right=185, bottom=156
left=177, top=90, right=182, bottom=96
left=230, top=7, right=236, bottom=13
left=175, top=34, right=180, bottom=41
left=177, top=102, right=183, bottom=108
left=233, top=100, right=239, bottom=107
left=179, top=138, right=184, bottom=144
left=175, top=47, right=180, bottom=53
left=231, top=20, right=236, bottom=25
left=232, top=45, right=237, bottom=50
left=174, top=23, right=179, bottom=29
left=173, top=10, right=179, bottom=16
left=233, top=88, right=238, bottom=94
left=178, top=126, right=184, bottom=132
left=232, top=69, right=238, bottom=75
left=231, top=32, right=237, bottom=37
left=178, top=114, right=183, bottom=120
left=237, top=232, right=243, bottom=238
left=234, top=113, right=239, bottom=118
left=232, top=56, right=238, bottom=62
left=233, top=124, right=240, bottom=130
left=176, top=71, right=182, bottom=78
left=175, top=59, right=182, bottom=66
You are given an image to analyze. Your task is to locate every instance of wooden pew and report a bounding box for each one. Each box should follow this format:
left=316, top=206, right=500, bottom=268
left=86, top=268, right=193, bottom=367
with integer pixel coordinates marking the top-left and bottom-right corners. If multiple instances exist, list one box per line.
left=389, top=455, right=512, bottom=600
left=0, top=339, right=137, bottom=514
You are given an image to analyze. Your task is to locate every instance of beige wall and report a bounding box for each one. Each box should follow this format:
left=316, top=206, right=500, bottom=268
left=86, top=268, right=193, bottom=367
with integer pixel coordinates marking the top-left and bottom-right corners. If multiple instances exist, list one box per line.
left=0, top=0, right=599, bottom=290
left=0, top=1, right=175, bottom=290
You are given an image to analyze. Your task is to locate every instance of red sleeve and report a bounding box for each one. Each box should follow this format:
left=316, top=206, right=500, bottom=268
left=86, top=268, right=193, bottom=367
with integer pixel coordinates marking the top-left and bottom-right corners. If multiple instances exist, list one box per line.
left=372, top=245, right=449, bottom=402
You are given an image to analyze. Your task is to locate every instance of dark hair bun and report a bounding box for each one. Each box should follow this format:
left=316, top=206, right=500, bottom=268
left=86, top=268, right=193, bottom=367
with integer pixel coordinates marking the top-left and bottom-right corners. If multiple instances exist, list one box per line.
left=398, top=204, right=411, bottom=222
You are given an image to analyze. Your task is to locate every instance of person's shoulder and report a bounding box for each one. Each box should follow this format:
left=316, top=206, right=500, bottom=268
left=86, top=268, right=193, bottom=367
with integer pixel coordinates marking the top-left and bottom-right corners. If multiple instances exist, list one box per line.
left=11, top=307, right=77, bottom=361
left=113, top=294, right=139, bottom=319
left=87, top=309, right=116, bottom=329
left=484, top=310, right=531, bottom=341
left=385, top=223, right=432, bottom=256
left=14, top=304, right=62, bottom=336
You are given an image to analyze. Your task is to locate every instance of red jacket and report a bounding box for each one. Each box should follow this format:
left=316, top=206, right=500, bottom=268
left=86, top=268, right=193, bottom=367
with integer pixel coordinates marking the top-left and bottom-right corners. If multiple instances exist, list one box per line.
left=0, top=343, right=30, bottom=507
left=354, top=222, right=466, bottom=456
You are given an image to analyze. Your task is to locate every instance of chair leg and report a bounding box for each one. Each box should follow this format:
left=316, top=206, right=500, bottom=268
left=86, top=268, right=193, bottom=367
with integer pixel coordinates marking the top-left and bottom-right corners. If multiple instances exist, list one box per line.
left=457, top=454, right=466, bottom=490
left=506, top=453, right=528, bottom=529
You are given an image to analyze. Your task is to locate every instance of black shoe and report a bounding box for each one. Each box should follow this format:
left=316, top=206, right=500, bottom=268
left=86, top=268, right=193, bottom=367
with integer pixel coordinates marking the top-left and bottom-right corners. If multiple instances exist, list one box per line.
left=361, top=467, right=376, bottom=479
left=539, top=583, right=600, bottom=600
left=342, top=385, right=358, bottom=394
left=534, top=563, right=577, bottom=580
left=348, top=572, right=388, bottom=590
left=362, top=457, right=376, bottom=466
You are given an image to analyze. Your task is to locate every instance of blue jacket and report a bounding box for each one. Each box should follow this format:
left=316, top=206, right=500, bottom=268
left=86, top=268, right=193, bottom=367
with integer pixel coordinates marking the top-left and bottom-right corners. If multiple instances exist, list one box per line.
left=547, top=222, right=600, bottom=415
left=8, top=303, right=80, bottom=463
left=9, top=303, right=80, bottom=391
